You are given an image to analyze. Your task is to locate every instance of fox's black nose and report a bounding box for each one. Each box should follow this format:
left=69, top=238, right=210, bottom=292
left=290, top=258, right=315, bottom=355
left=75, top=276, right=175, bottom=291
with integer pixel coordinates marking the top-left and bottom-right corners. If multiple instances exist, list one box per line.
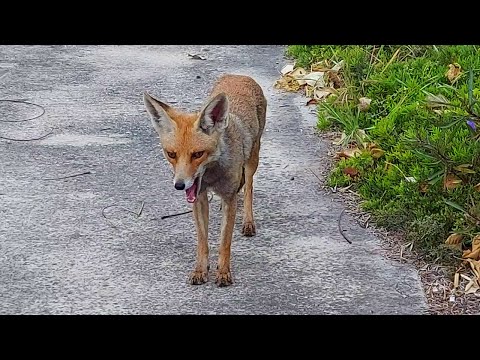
left=174, top=181, right=185, bottom=190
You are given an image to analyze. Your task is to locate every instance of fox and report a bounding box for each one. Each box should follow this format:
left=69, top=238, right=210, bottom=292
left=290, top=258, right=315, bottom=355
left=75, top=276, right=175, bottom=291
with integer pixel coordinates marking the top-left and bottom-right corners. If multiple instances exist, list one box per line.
left=143, top=74, right=267, bottom=287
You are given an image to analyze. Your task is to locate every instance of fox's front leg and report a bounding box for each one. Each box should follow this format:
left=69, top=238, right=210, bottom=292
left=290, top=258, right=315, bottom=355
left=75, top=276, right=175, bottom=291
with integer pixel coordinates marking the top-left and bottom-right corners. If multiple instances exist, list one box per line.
left=189, top=191, right=209, bottom=285
left=216, top=194, right=237, bottom=287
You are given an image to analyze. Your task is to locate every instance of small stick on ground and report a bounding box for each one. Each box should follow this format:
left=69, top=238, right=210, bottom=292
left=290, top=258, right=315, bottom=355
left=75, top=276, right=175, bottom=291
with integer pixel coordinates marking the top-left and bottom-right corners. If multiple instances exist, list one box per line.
left=102, top=204, right=120, bottom=228
left=308, top=167, right=322, bottom=183
left=102, top=204, right=118, bottom=217
left=338, top=208, right=352, bottom=244
left=161, top=210, right=193, bottom=219
left=43, top=171, right=92, bottom=181
left=137, top=201, right=145, bottom=218
left=0, top=131, right=53, bottom=142
left=364, top=214, right=371, bottom=228
left=160, top=193, right=214, bottom=219
left=0, top=99, right=46, bottom=123
left=102, top=201, right=147, bottom=228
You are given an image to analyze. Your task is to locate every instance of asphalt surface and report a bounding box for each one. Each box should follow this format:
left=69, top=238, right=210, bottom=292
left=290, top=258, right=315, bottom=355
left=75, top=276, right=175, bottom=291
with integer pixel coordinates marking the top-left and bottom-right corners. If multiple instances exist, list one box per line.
left=0, top=45, right=428, bottom=314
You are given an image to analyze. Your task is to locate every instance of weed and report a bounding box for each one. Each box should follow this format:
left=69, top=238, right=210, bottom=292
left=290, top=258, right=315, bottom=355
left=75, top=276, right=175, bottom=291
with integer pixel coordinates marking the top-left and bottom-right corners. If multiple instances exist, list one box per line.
left=288, top=45, right=480, bottom=264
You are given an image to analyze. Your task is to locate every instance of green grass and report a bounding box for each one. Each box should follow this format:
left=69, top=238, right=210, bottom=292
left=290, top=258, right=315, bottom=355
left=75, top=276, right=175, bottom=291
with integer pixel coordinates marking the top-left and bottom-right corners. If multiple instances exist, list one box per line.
left=287, top=45, right=480, bottom=264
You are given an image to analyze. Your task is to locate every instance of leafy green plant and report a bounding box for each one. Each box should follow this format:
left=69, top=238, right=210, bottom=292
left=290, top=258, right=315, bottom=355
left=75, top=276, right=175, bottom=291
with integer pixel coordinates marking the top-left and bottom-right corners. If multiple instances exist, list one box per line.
left=287, top=45, right=480, bottom=263
left=318, top=102, right=369, bottom=148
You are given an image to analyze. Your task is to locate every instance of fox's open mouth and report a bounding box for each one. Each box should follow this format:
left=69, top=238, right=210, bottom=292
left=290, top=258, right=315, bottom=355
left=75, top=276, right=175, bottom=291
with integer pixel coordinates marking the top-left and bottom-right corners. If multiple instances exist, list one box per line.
left=185, top=177, right=200, bottom=203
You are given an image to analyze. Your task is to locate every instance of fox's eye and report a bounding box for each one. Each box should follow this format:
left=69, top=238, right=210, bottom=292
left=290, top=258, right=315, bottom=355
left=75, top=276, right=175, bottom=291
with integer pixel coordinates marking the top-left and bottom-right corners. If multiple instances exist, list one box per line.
left=192, top=151, right=204, bottom=159
left=166, top=151, right=176, bottom=159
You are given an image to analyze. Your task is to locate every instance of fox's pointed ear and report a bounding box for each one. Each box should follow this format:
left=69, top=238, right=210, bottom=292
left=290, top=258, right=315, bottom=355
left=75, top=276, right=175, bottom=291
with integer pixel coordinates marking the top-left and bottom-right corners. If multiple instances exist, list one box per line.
left=198, top=93, right=229, bottom=134
left=143, top=92, right=175, bottom=134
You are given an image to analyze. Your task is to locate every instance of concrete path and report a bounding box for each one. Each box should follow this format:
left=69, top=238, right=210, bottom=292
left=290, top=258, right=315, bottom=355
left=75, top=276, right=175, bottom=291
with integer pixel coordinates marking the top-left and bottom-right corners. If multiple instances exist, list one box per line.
left=0, top=45, right=428, bottom=314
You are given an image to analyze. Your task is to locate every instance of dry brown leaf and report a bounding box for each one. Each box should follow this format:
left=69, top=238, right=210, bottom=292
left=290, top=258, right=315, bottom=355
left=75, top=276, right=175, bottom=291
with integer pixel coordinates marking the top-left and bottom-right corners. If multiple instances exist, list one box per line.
left=463, top=235, right=480, bottom=260
left=311, top=61, right=329, bottom=72
left=464, top=279, right=479, bottom=294
left=446, top=63, right=462, bottom=83
left=426, top=93, right=450, bottom=115
left=356, top=129, right=369, bottom=144
left=276, top=61, right=344, bottom=102
left=281, top=64, right=295, bottom=75
left=462, top=243, right=480, bottom=260
left=472, top=234, right=480, bottom=252
left=306, top=98, right=318, bottom=106
left=370, top=147, right=385, bottom=159
left=338, top=184, right=354, bottom=192
left=291, top=68, right=308, bottom=85
left=333, top=132, right=347, bottom=146
left=366, top=142, right=379, bottom=151
left=454, top=164, right=476, bottom=174
left=328, top=72, right=344, bottom=88
left=426, top=93, right=449, bottom=108
left=304, top=85, right=314, bottom=98
left=291, top=67, right=307, bottom=75
left=299, top=71, right=325, bottom=87
left=444, top=173, right=462, bottom=190
left=313, top=88, right=333, bottom=100
left=358, top=97, right=372, bottom=112
left=274, top=76, right=302, bottom=92
left=445, top=233, right=464, bottom=245
left=419, top=182, right=429, bottom=193
left=445, top=233, right=463, bottom=250
left=474, top=183, right=480, bottom=192
left=343, top=167, right=359, bottom=178
left=454, top=271, right=460, bottom=290
left=336, top=148, right=362, bottom=159
left=466, top=258, right=480, bottom=279
left=331, top=60, right=344, bottom=72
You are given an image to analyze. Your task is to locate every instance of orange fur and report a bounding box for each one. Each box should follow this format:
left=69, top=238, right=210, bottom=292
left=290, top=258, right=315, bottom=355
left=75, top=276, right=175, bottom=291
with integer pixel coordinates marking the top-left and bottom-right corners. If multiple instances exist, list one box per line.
left=144, top=74, right=267, bottom=287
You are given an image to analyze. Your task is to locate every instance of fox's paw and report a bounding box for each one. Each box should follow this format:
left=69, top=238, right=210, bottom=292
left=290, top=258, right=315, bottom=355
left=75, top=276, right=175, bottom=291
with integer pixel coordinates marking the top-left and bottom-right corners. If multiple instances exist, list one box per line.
left=242, top=221, right=256, bottom=237
left=188, top=270, right=208, bottom=285
left=215, top=269, right=233, bottom=287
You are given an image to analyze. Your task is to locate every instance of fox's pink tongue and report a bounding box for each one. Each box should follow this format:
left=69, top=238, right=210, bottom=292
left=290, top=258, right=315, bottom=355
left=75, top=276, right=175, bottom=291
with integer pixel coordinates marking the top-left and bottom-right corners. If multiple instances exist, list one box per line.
left=186, top=182, right=198, bottom=203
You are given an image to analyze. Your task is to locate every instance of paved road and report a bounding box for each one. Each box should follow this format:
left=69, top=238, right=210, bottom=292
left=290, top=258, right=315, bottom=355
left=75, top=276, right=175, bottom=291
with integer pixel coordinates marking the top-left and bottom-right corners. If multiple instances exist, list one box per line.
left=0, top=45, right=428, bottom=314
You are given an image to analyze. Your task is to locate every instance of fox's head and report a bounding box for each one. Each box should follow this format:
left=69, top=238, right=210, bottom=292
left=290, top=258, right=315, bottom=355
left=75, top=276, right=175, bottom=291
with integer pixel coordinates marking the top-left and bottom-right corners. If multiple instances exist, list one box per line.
left=144, top=92, right=229, bottom=203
